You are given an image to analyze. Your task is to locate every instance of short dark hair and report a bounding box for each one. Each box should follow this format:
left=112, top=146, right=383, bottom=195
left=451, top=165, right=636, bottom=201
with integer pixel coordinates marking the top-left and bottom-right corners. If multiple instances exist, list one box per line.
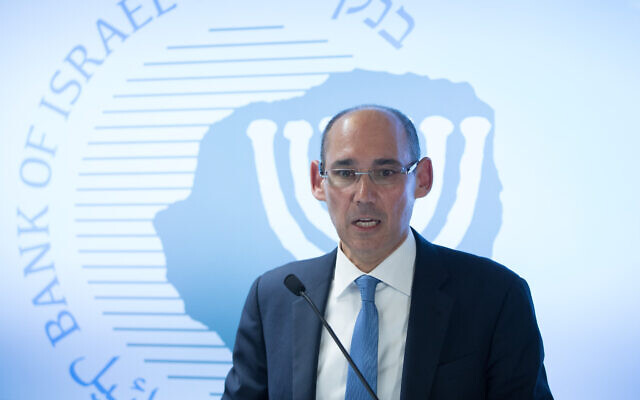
left=320, top=104, right=420, bottom=170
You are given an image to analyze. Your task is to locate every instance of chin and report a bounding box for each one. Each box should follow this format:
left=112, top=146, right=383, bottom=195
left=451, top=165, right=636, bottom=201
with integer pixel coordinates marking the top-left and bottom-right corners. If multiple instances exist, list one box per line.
left=350, top=239, right=385, bottom=255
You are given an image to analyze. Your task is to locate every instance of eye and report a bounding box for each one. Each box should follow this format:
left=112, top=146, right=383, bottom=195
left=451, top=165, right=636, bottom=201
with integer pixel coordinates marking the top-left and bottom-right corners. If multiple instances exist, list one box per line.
left=335, top=169, right=355, bottom=178
left=377, top=169, right=397, bottom=177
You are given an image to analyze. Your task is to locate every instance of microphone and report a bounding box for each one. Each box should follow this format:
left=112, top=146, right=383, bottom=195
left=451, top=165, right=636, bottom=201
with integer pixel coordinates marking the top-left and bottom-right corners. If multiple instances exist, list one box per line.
left=284, top=274, right=379, bottom=400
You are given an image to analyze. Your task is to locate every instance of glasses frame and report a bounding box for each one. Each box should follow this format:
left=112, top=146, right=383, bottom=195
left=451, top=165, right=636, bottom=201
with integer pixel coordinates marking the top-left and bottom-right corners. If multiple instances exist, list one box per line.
left=319, top=160, right=419, bottom=187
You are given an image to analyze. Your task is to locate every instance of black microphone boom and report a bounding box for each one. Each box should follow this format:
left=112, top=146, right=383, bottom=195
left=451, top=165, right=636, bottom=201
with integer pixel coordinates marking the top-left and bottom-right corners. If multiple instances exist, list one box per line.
left=283, top=273, right=379, bottom=400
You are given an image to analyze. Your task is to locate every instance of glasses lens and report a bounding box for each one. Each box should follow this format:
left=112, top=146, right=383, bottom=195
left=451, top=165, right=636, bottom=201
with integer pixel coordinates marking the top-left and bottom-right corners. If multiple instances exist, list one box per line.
left=329, top=169, right=356, bottom=187
left=371, top=168, right=402, bottom=185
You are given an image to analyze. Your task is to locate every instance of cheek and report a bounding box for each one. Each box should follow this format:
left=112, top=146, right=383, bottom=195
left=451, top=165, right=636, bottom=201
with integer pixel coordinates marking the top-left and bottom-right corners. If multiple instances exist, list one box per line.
left=325, top=194, right=348, bottom=226
left=388, top=192, right=413, bottom=220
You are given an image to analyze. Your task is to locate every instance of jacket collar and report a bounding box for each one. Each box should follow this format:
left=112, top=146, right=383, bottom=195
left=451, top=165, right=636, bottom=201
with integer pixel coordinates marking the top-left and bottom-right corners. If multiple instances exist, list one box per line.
left=291, top=249, right=337, bottom=400
left=400, top=230, right=453, bottom=399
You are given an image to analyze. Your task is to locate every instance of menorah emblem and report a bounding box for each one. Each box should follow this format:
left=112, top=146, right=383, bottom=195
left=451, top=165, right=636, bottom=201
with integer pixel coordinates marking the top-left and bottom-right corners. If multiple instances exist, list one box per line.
left=246, top=114, right=492, bottom=259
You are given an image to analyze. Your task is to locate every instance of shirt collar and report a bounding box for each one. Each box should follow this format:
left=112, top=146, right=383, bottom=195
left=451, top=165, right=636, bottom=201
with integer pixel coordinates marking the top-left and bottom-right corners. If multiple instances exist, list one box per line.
left=332, top=232, right=416, bottom=299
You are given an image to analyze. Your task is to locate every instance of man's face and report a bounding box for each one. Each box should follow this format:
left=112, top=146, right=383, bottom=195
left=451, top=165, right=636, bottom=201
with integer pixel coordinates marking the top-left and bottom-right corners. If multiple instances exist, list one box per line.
left=311, top=108, right=432, bottom=271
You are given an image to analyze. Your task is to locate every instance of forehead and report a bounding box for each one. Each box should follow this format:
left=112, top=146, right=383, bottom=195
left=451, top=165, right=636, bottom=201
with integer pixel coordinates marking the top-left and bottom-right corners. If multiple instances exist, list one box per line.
left=324, top=108, right=410, bottom=164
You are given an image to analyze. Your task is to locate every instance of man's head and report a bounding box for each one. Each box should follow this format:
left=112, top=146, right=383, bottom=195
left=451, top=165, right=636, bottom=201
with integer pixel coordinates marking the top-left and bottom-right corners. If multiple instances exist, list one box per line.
left=311, top=105, right=433, bottom=272
left=320, top=105, right=421, bottom=167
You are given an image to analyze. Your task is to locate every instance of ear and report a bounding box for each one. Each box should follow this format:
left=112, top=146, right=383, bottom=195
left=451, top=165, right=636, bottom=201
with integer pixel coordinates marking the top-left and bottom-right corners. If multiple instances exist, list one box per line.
left=413, top=157, right=433, bottom=199
left=311, top=160, right=326, bottom=201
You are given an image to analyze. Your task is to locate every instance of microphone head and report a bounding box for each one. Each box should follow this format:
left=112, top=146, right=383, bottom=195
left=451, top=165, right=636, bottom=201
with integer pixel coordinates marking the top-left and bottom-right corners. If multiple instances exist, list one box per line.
left=284, top=274, right=306, bottom=296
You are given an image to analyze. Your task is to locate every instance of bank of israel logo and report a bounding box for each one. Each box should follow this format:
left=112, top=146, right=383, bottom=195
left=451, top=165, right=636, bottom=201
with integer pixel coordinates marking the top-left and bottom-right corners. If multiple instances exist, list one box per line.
left=154, top=69, right=500, bottom=348
left=17, top=12, right=499, bottom=398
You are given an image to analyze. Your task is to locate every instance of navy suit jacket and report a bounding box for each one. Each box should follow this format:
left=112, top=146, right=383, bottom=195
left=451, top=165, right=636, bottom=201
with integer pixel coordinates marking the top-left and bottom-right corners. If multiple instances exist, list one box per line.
left=223, top=231, right=553, bottom=399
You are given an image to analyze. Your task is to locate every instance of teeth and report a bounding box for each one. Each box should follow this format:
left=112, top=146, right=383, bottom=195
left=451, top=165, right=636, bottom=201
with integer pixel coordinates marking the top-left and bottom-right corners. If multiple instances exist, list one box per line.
left=355, top=220, right=378, bottom=228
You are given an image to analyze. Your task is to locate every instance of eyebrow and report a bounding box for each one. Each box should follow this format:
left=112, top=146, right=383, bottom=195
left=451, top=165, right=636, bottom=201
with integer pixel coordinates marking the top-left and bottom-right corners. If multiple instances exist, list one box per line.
left=372, top=158, right=402, bottom=167
left=330, top=158, right=356, bottom=168
left=329, top=158, right=402, bottom=168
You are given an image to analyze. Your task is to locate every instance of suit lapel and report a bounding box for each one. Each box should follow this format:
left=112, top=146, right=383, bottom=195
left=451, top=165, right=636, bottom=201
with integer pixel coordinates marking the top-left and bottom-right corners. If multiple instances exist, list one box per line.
left=400, top=232, right=453, bottom=400
left=291, top=250, right=336, bottom=400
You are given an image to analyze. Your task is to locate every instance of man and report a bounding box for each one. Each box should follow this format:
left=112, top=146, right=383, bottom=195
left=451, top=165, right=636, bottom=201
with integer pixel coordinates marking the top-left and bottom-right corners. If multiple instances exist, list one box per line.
left=223, top=105, right=553, bottom=399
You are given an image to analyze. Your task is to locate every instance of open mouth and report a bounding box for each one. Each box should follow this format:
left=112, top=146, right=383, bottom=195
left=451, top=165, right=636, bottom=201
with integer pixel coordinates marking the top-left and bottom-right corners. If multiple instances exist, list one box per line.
left=353, top=218, right=381, bottom=228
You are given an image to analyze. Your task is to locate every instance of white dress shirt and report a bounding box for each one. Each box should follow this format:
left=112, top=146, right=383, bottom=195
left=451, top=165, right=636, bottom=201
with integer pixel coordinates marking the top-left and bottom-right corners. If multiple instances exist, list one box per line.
left=316, top=233, right=416, bottom=400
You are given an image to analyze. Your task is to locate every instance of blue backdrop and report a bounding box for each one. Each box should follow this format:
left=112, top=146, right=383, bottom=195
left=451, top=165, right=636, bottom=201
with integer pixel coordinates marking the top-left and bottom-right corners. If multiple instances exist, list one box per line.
left=1, top=1, right=638, bottom=399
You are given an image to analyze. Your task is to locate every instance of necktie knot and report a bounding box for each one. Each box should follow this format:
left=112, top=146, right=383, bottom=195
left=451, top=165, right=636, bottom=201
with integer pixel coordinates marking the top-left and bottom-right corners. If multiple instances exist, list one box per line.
left=355, top=275, right=380, bottom=303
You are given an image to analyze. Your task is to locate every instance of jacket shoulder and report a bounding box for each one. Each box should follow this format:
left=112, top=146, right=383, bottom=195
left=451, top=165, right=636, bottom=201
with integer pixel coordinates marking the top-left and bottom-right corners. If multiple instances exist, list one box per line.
left=413, top=231, right=526, bottom=294
left=434, top=244, right=521, bottom=282
left=252, top=250, right=337, bottom=303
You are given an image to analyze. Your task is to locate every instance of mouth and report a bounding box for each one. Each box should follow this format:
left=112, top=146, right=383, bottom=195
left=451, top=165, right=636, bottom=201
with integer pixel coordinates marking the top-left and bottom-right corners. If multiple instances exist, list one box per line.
left=352, top=218, right=381, bottom=229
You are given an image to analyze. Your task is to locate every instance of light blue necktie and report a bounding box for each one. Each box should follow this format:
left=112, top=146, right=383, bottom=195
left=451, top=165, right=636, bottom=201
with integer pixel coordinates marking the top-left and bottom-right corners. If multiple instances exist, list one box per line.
left=345, top=275, right=381, bottom=399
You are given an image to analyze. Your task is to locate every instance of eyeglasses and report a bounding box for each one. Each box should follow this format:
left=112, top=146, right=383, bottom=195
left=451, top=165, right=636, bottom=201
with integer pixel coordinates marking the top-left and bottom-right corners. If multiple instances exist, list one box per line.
left=319, top=160, right=418, bottom=188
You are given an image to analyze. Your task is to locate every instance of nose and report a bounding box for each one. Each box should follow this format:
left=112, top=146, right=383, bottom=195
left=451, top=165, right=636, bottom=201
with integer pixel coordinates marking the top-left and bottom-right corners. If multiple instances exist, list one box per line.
left=352, top=173, right=377, bottom=204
